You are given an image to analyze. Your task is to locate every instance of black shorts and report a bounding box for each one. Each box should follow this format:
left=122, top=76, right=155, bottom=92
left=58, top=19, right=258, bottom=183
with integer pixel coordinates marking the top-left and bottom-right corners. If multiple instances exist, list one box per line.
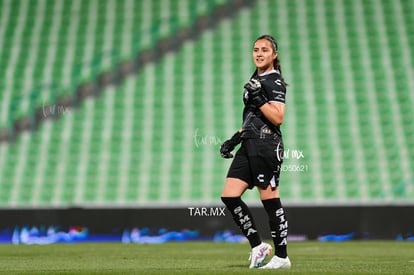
left=227, top=138, right=284, bottom=189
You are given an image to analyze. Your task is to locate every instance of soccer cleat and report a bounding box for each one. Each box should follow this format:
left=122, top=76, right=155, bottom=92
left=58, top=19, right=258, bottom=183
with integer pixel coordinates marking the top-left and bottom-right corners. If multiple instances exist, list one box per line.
left=259, top=255, right=292, bottom=269
left=248, top=242, right=272, bottom=269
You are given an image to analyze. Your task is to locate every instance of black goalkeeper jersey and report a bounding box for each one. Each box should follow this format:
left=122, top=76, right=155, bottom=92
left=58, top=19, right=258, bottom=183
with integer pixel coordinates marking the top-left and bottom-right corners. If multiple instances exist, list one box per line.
left=241, top=69, right=286, bottom=139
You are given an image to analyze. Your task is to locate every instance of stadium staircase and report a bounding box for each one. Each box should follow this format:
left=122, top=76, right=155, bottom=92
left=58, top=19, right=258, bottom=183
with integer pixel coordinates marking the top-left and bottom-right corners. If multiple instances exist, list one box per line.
left=0, top=0, right=413, bottom=207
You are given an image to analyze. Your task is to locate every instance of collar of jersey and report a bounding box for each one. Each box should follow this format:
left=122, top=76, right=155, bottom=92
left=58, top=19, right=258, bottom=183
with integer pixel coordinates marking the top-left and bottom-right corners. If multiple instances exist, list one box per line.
left=259, top=69, right=280, bottom=77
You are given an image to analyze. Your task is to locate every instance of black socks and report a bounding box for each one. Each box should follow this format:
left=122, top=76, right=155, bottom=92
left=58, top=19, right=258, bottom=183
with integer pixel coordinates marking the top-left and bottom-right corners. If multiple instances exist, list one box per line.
left=221, top=196, right=289, bottom=258
left=262, top=198, right=288, bottom=258
left=221, top=196, right=261, bottom=248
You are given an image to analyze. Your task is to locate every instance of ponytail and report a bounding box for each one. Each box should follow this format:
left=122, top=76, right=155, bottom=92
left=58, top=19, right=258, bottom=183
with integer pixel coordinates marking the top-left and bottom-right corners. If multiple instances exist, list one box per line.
left=274, top=58, right=281, bottom=74
left=274, top=57, right=287, bottom=86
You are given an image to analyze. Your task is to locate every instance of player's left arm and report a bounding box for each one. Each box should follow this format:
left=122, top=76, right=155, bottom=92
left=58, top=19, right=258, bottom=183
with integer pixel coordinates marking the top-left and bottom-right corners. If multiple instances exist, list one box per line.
left=259, top=102, right=285, bottom=126
left=259, top=78, right=286, bottom=126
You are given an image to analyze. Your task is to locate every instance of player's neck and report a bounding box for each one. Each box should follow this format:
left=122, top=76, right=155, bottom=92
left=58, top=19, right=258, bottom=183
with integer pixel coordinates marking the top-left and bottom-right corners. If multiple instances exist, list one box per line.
left=257, top=66, right=275, bottom=75
left=258, top=68, right=276, bottom=76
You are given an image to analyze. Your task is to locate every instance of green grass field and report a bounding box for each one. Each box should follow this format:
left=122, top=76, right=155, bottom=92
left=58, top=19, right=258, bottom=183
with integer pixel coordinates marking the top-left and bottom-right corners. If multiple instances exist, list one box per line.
left=0, top=241, right=413, bottom=274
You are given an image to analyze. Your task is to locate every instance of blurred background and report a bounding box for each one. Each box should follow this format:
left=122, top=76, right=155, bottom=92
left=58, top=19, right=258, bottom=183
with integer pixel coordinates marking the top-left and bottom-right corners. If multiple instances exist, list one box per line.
left=0, top=0, right=413, bottom=242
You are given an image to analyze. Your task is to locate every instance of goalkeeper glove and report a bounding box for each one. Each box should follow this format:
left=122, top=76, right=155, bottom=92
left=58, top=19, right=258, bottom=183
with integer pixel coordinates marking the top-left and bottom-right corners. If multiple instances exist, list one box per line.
left=220, top=131, right=242, bottom=158
left=244, top=78, right=267, bottom=107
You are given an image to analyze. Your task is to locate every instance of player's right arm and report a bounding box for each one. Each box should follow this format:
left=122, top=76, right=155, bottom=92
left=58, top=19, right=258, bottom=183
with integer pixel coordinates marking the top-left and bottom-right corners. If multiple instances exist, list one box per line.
left=245, top=77, right=286, bottom=126
left=258, top=102, right=285, bottom=126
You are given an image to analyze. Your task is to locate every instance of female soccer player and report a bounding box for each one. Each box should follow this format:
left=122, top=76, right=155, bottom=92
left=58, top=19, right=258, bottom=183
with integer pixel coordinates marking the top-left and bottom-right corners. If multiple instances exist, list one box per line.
left=220, top=34, right=291, bottom=269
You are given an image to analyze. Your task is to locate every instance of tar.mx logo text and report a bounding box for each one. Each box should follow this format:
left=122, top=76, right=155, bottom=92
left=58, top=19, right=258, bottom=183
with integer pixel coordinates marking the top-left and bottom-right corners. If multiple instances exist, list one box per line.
left=188, top=207, right=226, bottom=217
left=276, top=143, right=305, bottom=161
left=193, top=128, right=223, bottom=148
left=43, top=100, right=69, bottom=118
